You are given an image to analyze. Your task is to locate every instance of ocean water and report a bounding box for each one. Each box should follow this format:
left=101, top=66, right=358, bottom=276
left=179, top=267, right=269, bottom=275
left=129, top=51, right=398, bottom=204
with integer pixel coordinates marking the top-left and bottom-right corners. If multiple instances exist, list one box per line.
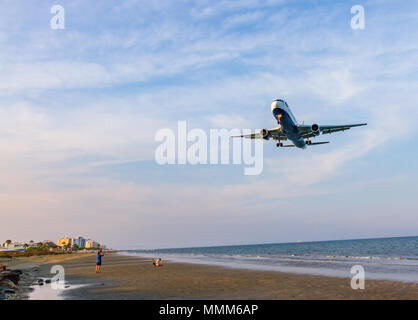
left=123, top=236, right=418, bottom=283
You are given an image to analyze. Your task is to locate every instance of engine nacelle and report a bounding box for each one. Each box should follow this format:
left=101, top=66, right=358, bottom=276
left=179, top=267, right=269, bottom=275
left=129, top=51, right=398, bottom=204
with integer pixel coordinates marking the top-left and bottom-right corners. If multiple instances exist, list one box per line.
left=311, top=124, right=320, bottom=136
left=260, top=128, right=270, bottom=140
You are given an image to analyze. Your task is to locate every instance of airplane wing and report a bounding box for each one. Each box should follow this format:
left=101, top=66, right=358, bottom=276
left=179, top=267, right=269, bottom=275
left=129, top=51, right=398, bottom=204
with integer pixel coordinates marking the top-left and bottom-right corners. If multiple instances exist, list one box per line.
left=231, top=127, right=288, bottom=140
left=298, top=123, right=367, bottom=139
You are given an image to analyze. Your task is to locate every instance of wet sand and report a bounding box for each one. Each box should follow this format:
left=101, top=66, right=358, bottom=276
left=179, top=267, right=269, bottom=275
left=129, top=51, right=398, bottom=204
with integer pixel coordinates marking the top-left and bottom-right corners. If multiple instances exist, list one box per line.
left=0, top=252, right=98, bottom=299
left=5, top=253, right=416, bottom=300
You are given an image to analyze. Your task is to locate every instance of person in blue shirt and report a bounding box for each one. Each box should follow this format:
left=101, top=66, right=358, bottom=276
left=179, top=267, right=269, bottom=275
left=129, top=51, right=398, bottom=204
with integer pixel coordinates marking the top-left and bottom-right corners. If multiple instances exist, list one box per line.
left=95, top=250, right=104, bottom=273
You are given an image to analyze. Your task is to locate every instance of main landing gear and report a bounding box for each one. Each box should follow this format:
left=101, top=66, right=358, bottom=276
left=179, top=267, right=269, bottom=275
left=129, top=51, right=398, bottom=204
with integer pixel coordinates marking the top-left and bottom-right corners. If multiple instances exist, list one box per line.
left=276, top=142, right=283, bottom=147
left=306, top=140, right=312, bottom=145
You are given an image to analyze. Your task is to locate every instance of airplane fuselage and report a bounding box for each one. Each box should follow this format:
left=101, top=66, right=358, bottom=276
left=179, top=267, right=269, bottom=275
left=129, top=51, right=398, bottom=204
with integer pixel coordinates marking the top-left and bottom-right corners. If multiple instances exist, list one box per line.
left=271, top=99, right=306, bottom=149
left=233, top=99, right=366, bottom=147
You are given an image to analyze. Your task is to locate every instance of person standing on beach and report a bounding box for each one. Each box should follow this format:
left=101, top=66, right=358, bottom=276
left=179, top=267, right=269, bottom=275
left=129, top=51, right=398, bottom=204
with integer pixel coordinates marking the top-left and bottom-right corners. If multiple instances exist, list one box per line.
left=95, top=250, right=104, bottom=273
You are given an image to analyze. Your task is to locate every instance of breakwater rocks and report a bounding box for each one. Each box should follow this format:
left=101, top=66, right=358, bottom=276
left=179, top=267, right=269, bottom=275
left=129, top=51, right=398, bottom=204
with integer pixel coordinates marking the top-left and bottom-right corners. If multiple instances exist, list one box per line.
left=0, top=264, right=21, bottom=299
left=0, top=263, right=37, bottom=300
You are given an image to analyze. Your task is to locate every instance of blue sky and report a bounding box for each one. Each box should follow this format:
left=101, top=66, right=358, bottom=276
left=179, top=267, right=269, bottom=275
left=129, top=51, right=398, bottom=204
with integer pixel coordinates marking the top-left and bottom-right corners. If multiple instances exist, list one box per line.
left=0, top=0, right=417, bottom=249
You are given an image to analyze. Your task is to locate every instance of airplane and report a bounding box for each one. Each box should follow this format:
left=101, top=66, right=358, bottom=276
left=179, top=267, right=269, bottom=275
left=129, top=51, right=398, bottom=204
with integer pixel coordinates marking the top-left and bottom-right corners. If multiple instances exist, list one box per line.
left=233, top=99, right=367, bottom=148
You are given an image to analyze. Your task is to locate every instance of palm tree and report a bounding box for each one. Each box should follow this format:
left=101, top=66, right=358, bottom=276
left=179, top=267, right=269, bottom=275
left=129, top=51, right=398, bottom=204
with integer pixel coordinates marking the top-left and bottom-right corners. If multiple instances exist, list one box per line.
left=4, top=240, right=12, bottom=248
left=23, top=243, right=28, bottom=251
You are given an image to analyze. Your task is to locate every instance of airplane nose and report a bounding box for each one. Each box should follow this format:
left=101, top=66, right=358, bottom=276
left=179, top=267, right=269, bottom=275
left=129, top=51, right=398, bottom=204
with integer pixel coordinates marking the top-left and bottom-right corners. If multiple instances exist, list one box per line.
left=271, top=100, right=279, bottom=112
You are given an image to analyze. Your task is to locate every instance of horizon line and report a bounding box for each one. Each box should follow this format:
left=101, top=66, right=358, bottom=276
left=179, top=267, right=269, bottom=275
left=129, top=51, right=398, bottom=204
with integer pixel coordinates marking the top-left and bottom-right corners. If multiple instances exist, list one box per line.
left=119, top=234, right=418, bottom=251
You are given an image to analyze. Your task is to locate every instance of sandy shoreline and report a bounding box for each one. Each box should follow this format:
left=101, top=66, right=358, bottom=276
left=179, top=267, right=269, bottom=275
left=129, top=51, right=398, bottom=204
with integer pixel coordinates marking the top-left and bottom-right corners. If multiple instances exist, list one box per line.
left=1, top=253, right=417, bottom=300
left=0, top=252, right=99, bottom=300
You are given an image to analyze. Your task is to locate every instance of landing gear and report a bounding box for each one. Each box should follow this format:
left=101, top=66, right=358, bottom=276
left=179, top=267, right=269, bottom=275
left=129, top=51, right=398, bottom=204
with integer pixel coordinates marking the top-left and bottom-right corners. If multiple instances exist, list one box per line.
left=306, top=140, right=312, bottom=145
left=276, top=142, right=283, bottom=147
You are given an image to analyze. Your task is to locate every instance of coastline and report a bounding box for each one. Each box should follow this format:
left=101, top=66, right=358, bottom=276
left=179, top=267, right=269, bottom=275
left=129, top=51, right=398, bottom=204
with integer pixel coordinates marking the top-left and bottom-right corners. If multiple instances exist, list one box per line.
left=120, top=250, right=418, bottom=283
left=0, top=252, right=97, bottom=300
left=2, top=253, right=417, bottom=300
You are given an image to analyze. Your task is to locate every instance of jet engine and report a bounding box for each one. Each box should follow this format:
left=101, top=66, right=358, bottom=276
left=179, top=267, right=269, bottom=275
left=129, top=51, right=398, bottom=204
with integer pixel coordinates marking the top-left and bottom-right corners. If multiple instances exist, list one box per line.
left=260, top=128, right=270, bottom=140
left=311, top=124, right=320, bottom=136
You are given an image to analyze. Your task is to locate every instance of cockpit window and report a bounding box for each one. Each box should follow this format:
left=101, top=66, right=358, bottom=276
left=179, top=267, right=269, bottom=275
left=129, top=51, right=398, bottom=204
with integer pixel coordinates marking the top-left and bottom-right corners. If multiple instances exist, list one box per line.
left=277, top=100, right=286, bottom=108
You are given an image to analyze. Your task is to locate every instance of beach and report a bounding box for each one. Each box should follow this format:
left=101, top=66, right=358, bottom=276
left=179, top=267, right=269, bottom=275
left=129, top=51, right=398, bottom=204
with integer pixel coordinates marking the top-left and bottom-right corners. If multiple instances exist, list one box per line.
left=1, top=253, right=417, bottom=300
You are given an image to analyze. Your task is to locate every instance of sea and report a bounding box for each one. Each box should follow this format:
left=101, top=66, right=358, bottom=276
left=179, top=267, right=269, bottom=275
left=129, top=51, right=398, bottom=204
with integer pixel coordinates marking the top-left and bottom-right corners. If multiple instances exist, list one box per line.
left=122, top=236, right=418, bottom=283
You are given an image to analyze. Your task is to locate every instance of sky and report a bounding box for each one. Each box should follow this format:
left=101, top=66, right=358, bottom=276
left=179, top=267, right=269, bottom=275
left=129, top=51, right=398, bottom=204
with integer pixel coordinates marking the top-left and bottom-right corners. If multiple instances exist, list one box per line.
left=0, top=0, right=417, bottom=249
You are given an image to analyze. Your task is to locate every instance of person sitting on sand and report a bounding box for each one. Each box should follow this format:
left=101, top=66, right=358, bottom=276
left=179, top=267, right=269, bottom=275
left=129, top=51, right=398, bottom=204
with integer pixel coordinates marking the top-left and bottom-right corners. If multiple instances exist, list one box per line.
left=152, top=258, right=163, bottom=267
left=95, top=250, right=104, bottom=273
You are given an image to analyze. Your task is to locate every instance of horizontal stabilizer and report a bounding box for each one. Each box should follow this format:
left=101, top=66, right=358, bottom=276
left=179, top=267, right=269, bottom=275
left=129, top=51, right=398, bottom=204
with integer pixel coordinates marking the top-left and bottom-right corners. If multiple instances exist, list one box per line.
left=282, top=144, right=295, bottom=147
left=308, top=141, right=330, bottom=146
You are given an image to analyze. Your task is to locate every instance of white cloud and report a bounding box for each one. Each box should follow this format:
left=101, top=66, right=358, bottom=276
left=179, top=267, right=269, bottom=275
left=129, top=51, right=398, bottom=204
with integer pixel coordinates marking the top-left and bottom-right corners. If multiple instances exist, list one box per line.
left=1, top=0, right=418, bottom=247
left=305, top=68, right=364, bottom=105
left=222, top=10, right=265, bottom=29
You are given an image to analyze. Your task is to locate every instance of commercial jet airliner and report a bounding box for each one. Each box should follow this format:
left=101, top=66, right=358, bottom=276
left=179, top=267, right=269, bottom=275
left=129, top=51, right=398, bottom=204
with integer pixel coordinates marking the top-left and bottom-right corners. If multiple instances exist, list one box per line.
left=233, top=99, right=367, bottom=148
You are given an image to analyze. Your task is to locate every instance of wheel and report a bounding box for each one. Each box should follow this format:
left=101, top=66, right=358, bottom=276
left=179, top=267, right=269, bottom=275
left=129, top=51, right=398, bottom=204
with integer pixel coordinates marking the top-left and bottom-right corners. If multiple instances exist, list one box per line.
left=276, top=142, right=283, bottom=147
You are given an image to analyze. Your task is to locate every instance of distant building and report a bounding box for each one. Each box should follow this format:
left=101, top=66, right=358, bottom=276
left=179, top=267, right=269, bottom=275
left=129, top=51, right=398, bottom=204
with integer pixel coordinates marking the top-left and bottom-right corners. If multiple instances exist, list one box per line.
left=57, top=237, right=72, bottom=248
left=71, top=236, right=86, bottom=249
left=85, top=239, right=99, bottom=249
left=3, top=242, right=25, bottom=251
left=11, top=242, right=23, bottom=249
left=42, top=240, right=56, bottom=247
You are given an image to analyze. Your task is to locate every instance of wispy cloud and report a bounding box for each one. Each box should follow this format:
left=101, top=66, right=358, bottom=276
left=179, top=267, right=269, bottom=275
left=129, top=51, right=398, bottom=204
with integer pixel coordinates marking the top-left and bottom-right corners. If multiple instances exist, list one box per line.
left=1, top=0, right=418, bottom=247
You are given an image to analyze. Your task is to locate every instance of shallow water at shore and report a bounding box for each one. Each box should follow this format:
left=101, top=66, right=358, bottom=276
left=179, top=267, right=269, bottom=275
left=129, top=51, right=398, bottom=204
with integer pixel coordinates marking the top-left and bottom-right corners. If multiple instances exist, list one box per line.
left=125, top=236, right=418, bottom=283
left=29, top=280, right=88, bottom=300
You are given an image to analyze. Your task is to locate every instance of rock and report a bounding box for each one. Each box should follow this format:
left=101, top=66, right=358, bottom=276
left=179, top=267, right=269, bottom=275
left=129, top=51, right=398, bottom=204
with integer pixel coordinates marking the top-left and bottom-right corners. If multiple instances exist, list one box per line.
left=0, top=278, right=18, bottom=289
left=0, top=264, right=6, bottom=272
left=4, top=289, right=15, bottom=294
left=0, top=271, right=20, bottom=285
